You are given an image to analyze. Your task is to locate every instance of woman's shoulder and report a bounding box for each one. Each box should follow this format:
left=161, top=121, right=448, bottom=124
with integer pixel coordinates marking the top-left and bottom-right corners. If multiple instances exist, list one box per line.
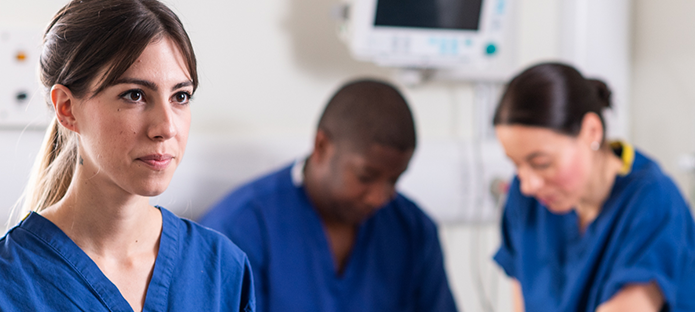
left=0, top=218, right=89, bottom=309
left=621, top=149, right=686, bottom=208
left=0, top=227, right=26, bottom=273
left=628, top=149, right=669, bottom=181
left=160, top=207, right=249, bottom=266
left=150, top=208, right=256, bottom=311
left=609, top=149, right=694, bottom=241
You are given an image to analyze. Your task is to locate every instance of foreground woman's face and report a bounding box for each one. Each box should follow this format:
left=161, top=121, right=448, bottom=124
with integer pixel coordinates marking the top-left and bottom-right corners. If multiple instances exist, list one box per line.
left=495, top=125, right=593, bottom=213
left=74, top=37, right=194, bottom=197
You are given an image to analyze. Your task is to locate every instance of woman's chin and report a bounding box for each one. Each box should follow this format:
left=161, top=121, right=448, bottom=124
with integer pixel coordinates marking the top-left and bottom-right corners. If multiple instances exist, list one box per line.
left=141, top=190, right=167, bottom=197
left=543, top=202, right=574, bottom=215
left=136, top=182, right=172, bottom=197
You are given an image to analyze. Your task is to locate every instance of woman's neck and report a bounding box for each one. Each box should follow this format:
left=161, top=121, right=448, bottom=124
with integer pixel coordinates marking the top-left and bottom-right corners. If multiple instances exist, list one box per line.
left=40, top=164, right=162, bottom=312
left=40, top=166, right=162, bottom=259
left=575, top=145, right=624, bottom=230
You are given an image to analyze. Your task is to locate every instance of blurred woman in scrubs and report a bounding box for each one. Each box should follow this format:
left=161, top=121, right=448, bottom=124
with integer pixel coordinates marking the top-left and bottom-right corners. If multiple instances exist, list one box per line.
left=493, top=62, right=695, bottom=312
left=0, top=1, right=254, bottom=311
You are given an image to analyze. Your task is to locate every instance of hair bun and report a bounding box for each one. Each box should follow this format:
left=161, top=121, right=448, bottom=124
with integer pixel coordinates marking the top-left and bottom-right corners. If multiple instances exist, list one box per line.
left=587, top=79, right=612, bottom=109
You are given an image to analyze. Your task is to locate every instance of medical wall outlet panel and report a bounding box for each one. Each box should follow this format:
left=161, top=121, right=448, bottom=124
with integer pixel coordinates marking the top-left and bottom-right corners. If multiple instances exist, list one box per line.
left=343, top=0, right=516, bottom=81
left=0, top=28, right=52, bottom=129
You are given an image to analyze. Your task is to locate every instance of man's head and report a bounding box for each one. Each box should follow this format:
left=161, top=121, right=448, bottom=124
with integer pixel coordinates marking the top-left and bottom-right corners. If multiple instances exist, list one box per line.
left=305, top=79, right=416, bottom=225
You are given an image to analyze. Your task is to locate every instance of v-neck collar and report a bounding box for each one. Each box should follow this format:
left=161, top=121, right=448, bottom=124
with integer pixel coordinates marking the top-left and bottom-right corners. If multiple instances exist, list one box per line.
left=142, top=207, right=178, bottom=311
left=290, top=162, right=369, bottom=283
left=21, top=207, right=178, bottom=312
left=316, top=212, right=370, bottom=283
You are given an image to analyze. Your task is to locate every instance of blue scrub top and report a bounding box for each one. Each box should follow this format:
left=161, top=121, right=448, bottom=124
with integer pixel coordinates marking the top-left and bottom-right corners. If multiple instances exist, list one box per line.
left=494, top=143, right=695, bottom=312
left=199, top=162, right=458, bottom=312
left=0, top=207, right=255, bottom=312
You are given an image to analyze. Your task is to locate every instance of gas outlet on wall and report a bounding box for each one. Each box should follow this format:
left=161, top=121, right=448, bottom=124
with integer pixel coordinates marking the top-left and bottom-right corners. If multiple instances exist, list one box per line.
left=0, top=28, right=52, bottom=129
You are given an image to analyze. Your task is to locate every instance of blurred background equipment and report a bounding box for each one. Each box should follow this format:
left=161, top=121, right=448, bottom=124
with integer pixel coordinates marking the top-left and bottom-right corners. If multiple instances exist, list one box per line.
left=338, top=0, right=516, bottom=81
left=0, top=28, right=51, bottom=129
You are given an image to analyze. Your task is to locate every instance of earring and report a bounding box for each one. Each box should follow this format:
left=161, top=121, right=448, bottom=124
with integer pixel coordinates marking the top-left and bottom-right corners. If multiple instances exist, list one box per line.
left=591, top=141, right=600, bottom=151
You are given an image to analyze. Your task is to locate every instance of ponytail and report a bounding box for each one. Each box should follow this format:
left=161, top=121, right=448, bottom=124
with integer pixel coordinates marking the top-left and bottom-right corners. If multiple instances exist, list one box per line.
left=9, top=118, right=78, bottom=227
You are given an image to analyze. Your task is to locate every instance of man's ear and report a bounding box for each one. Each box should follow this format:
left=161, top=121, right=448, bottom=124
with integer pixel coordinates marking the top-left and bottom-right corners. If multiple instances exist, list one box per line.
left=311, top=129, right=334, bottom=164
left=51, top=84, right=79, bottom=133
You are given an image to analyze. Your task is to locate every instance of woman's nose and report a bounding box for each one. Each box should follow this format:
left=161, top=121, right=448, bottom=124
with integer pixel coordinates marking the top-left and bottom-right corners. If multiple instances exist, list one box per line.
left=148, top=100, right=177, bottom=141
left=518, top=167, right=543, bottom=197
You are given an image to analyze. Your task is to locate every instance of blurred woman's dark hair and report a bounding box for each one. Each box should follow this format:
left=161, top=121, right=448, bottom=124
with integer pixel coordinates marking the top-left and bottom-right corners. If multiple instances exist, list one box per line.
left=493, top=62, right=612, bottom=140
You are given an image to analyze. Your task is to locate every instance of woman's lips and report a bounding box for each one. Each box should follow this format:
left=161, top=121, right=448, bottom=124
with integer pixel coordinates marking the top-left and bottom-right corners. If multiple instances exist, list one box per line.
left=137, top=154, right=173, bottom=170
left=537, top=196, right=554, bottom=206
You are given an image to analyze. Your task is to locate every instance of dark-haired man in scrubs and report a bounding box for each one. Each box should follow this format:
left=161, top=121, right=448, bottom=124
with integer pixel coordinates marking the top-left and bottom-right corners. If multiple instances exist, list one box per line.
left=199, top=79, right=457, bottom=312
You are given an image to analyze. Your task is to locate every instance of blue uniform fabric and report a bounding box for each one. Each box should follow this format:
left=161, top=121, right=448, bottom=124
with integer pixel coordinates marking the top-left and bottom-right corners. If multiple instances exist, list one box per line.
left=199, top=163, right=458, bottom=312
left=494, top=148, right=695, bottom=312
left=0, top=207, right=255, bottom=312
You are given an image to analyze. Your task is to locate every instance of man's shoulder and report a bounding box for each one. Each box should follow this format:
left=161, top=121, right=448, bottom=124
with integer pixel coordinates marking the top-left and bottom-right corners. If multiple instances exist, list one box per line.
left=199, top=164, right=296, bottom=226
left=225, top=164, right=296, bottom=206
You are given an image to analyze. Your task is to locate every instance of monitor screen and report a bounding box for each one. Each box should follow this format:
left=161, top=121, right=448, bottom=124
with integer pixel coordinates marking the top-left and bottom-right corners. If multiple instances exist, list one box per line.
left=374, top=0, right=484, bottom=31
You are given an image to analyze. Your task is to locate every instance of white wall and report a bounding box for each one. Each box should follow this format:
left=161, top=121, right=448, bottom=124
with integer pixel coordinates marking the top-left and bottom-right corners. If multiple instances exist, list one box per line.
left=0, top=0, right=67, bottom=228
left=632, top=0, right=695, bottom=201
left=0, top=0, right=659, bottom=311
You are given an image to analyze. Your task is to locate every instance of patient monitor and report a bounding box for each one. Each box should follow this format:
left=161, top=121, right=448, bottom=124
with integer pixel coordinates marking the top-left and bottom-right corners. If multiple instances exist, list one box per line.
left=340, top=0, right=516, bottom=81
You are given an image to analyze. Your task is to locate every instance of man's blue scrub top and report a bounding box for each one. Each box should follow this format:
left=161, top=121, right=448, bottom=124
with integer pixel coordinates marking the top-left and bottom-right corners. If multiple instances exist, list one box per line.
left=0, top=207, right=255, bottom=312
left=199, top=162, right=458, bottom=312
left=494, top=143, right=695, bottom=312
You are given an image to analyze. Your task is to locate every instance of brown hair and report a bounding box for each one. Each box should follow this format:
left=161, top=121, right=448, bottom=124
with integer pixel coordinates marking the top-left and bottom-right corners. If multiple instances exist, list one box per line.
left=11, top=0, right=198, bottom=225
left=493, top=62, right=611, bottom=141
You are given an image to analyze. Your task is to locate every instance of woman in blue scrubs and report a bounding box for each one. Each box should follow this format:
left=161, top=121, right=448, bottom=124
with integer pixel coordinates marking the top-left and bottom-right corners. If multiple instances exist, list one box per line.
left=493, top=63, right=695, bottom=312
left=0, top=1, right=254, bottom=311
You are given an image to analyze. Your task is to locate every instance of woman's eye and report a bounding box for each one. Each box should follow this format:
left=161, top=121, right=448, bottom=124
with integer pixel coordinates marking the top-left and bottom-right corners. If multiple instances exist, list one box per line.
left=173, top=92, right=191, bottom=104
left=531, top=162, right=551, bottom=170
left=122, top=90, right=144, bottom=102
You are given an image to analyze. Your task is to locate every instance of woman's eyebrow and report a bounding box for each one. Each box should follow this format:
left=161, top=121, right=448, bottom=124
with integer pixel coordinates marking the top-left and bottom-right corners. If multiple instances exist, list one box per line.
left=114, top=78, right=158, bottom=91
left=172, top=81, right=193, bottom=91
left=112, top=79, right=193, bottom=92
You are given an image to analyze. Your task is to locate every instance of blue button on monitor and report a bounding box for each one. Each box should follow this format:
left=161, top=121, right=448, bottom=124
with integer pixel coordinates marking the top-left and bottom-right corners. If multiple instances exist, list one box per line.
left=486, top=43, right=497, bottom=55
left=497, top=0, right=506, bottom=14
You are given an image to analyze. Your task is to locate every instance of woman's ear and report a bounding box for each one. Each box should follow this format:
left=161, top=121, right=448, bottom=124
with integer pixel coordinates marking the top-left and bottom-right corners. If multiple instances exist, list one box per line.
left=51, top=84, right=79, bottom=133
left=579, top=112, right=604, bottom=148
